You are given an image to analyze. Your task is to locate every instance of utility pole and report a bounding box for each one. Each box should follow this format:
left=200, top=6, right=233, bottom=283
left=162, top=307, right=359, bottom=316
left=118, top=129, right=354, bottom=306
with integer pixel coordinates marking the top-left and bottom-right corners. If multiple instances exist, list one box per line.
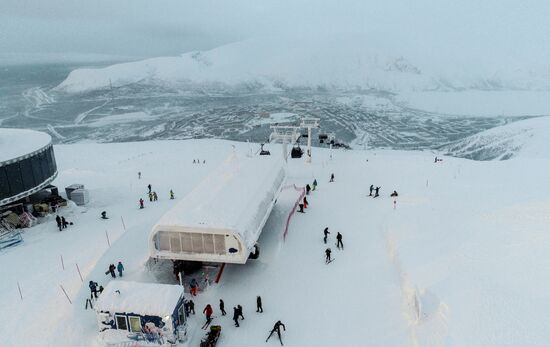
left=299, top=117, right=320, bottom=163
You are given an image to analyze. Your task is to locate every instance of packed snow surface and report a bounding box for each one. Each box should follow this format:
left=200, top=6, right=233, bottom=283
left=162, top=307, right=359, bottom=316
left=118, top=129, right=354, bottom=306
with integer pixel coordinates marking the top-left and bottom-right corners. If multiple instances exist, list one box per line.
left=95, top=281, right=183, bottom=317
left=0, top=128, right=52, bottom=162
left=0, top=127, right=549, bottom=346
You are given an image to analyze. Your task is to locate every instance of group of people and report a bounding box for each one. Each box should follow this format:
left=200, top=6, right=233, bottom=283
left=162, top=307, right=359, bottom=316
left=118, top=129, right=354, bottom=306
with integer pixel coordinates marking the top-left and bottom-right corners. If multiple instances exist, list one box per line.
left=105, top=261, right=125, bottom=278
left=200, top=296, right=264, bottom=328
left=138, top=185, right=175, bottom=208
left=193, top=159, right=206, bottom=164
left=369, top=184, right=381, bottom=198
left=324, top=228, right=344, bottom=263
left=54, top=215, right=71, bottom=231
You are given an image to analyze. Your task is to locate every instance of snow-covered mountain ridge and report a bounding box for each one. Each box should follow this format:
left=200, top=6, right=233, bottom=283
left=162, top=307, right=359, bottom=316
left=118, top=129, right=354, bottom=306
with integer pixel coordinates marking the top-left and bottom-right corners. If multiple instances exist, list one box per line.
left=55, top=37, right=550, bottom=94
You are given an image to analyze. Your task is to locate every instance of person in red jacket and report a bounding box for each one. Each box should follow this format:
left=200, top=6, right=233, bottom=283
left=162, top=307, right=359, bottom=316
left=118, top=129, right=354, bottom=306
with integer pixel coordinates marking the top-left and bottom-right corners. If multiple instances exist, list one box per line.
left=203, top=304, right=213, bottom=323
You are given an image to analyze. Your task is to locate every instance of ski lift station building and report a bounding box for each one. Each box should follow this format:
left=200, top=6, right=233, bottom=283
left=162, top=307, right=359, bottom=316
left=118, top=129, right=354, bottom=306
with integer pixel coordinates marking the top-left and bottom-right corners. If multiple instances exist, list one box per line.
left=149, top=152, right=286, bottom=264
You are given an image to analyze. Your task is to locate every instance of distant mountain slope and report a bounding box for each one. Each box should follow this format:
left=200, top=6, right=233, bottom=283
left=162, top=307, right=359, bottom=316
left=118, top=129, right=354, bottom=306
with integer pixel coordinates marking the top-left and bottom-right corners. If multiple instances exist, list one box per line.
left=55, top=37, right=550, bottom=94
left=442, top=116, right=550, bottom=160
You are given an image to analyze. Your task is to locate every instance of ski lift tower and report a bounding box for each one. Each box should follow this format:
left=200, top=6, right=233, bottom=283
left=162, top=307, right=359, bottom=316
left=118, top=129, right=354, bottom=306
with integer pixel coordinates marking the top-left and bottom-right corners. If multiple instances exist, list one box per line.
left=300, top=117, right=320, bottom=163
left=269, top=125, right=301, bottom=162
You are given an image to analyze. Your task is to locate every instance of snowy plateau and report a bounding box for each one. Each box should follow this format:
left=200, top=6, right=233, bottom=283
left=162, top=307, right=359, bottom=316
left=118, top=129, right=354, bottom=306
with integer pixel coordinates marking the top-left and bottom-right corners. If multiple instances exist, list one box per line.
left=1, top=113, right=550, bottom=346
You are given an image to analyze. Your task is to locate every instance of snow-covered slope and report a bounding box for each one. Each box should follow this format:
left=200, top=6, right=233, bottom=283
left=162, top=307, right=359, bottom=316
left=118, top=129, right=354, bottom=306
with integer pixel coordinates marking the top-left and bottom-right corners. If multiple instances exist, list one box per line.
left=442, top=115, right=550, bottom=160
left=1, top=132, right=549, bottom=346
left=55, top=37, right=550, bottom=95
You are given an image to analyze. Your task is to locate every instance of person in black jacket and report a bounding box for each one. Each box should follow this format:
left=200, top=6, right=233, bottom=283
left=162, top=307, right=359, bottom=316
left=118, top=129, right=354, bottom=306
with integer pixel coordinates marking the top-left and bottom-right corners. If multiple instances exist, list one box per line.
left=55, top=215, right=62, bottom=231
left=374, top=186, right=380, bottom=198
left=266, top=320, right=286, bottom=346
left=325, top=248, right=332, bottom=263
left=323, top=227, right=330, bottom=244
left=256, top=296, right=263, bottom=313
left=336, top=232, right=344, bottom=250
left=233, top=307, right=240, bottom=327
left=306, top=184, right=311, bottom=195
left=219, top=299, right=226, bottom=316
left=237, top=304, right=244, bottom=320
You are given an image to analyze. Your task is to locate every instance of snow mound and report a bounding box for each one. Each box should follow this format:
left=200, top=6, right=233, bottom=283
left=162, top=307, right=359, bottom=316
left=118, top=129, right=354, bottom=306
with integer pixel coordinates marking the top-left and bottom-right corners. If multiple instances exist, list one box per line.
left=442, top=116, right=550, bottom=160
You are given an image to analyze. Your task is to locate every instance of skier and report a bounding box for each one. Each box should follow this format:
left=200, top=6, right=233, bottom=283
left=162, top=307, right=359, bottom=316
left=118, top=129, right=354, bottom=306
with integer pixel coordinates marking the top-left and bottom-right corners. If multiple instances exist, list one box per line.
left=184, top=301, right=190, bottom=317
left=203, top=304, right=213, bottom=323
left=330, top=173, right=334, bottom=182
left=325, top=248, right=332, bottom=263
left=153, top=191, right=158, bottom=201
left=257, top=296, right=263, bottom=313
left=219, top=299, right=226, bottom=316
left=139, top=198, right=144, bottom=209
left=303, top=196, right=309, bottom=209
left=170, top=190, right=175, bottom=200
left=147, top=184, right=152, bottom=193
left=297, top=203, right=305, bottom=213
left=61, top=216, right=68, bottom=229
left=266, top=320, right=286, bottom=346
left=312, top=179, right=318, bottom=191
left=106, top=264, right=116, bottom=278
left=117, top=261, right=124, bottom=277
left=101, top=211, right=108, bottom=219
left=188, top=299, right=195, bottom=314
left=55, top=215, right=62, bottom=231
left=323, top=227, right=330, bottom=244
left=369, top=184, right=374, bottom=196
left=89, top=280, right=98, bottom=299
left=336, top=232, right=344, bottom=250
left=148, top=192, right=153, bottom=202
left=434, top=156, right=438, bottom=163
left=190, top=278, right=198, bottom=296
left=306, top=184, right=311, bottom=195
left=138, top=171, right=141, bottom=179
left=237, top=304, right=245, bottom=320
left=233, top=307, right=240, bottom=327
left=390, top=190, right=398, bottom=197
left=374, top=186, right=380, bottom=198
left=193, top=159, right=196, bottom=164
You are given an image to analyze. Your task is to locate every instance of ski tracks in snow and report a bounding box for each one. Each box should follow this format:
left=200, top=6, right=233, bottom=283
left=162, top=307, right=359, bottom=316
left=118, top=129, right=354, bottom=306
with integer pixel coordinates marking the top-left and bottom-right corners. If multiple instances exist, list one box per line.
left=74, top=99, right=110, bottom=125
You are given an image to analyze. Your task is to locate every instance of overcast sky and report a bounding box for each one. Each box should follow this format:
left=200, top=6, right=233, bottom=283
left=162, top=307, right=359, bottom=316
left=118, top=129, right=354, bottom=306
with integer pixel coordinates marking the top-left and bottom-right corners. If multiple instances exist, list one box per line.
left=1, top=0, right=549, bottom=67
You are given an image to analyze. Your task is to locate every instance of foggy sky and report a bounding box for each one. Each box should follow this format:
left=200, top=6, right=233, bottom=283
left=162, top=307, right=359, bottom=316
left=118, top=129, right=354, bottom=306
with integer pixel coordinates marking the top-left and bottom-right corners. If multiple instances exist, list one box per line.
left=1, top=0, right=549, bottom=68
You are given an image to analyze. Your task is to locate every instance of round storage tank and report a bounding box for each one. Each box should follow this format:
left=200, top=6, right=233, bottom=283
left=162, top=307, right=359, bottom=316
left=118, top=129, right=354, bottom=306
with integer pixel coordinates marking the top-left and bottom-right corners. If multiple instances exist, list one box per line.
left=0, top=128, right=58, bottom=206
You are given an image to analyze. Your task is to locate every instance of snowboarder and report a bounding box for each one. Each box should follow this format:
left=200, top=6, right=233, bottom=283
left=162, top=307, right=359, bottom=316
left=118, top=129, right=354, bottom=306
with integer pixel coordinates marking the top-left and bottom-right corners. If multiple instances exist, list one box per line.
left=55, top=215, right=62, bottom=231
left=219, top=299, right=226, bottom=316
left=148, top=192, right=153, bottom=202
left=203, top=304, right=213, bottom=323
left=188, top=299, right=195, bottom=314
left=330, top=173, right=334, bottom=182
left=117, top=261, right=124, bottom=277
left=374, top=186, right=380, bottom=198
left=336, top=232, right=344, bottom=250
left=147, top=184, right=152, bottom=193
left=369, top=184, right=374, bottom=196
left=325, top=248, right=332, bottom=263
left=101, top=211, right=108, bottom=219
left=237, top=304, right=244, bottom=320
left=312, top=179, right=318, bottom=191
left=89, top=281, right=98, bottom=299
left=153, top=191, right=158, bottom=201
left=390, top=190, right=398, bottom=197
left=266, top=320, right=286, bottom=346
left=306, top=184, right=311, bottom=195
left=303, top=196, right=309, bottom=209
left=138, top=172, right=141, bottom=179
left=139, top=198, right=144, bottom=209
left=106, top=264, right=116, bottom=278
left=61, top=216, right=68, bottom=229
left=170, top=190, right=175, bottom=200
left=233, top=307, right=240, bottom=327
left=297, top=203, right=304, bottom=213
left=257, top=296, right=263, bottom=313
left=190, top=278, right=198, bottom=296
left=323, top=227, right=330, bottom=244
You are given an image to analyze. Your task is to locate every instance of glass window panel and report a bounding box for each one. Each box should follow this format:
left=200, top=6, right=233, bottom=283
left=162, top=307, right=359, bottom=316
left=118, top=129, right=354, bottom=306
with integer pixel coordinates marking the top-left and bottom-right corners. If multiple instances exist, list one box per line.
left=0, top=167, right=10, bottom=199
left=203, top=234, right=215, bottom=253
left=181, top=233, right=193, bottom=252
left=159, top=232, right=171, bottom=251
left=5, top=162, right=23, bottom=195
left=213, top=235, right=226, bottom=255
left=191, top=233, right=203, bottom=253
left=128, top=316, right=141, bottom=332
left=115, top=315, right=128, bottom=330
left=170, top=233, right=182, bottom=253
left=19, top=158, right=36, bottom=191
